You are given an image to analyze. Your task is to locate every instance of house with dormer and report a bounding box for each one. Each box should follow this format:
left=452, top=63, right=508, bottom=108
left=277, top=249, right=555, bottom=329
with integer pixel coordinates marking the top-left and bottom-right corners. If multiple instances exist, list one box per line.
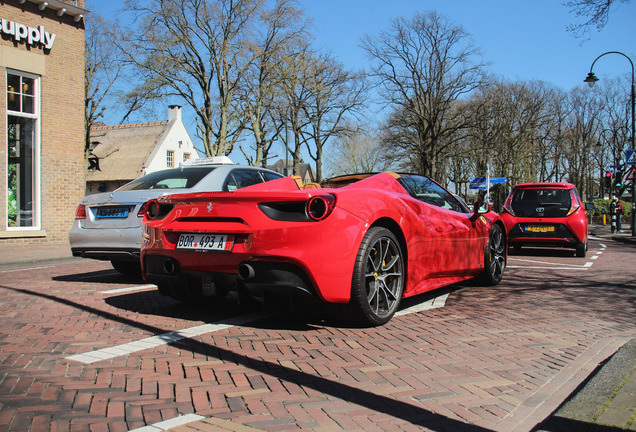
left=85, top=105, right=199, bottom=194
left=268, top=159, right=315, bottom=183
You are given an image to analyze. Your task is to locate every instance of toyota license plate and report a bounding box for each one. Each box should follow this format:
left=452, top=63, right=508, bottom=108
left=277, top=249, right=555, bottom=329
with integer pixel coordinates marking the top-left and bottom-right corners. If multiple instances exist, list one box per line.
left=176, top=233, right=234, bottom=252
left=526, top=225, right=554, bottom=232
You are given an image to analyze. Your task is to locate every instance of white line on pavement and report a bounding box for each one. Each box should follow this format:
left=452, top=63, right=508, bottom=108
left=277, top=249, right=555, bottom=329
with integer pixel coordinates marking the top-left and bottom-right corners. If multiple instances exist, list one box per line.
left=128, top=413, right=205, bottom=432
left=68, top=289, right=451, bottom=364
left=507, top=257, right=592, bottom=267
left=0, top=265, right=55, bottom=273
left=396, top=293, right=449, bottom=316
left=66, top=310, right=274, bottom=364
left=100, top=284, right=157, bottom=294
left=507, top=265, right=590, bottom=270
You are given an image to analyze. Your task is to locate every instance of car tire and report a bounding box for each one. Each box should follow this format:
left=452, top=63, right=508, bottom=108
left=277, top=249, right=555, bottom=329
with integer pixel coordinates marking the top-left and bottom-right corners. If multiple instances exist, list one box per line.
left=347, top=227, right=405, bottom=327
left=575, top=241, right=587, bottom=257
left=111, top=260, right=141, bottom=277
left=478, top=224, right=506, bottom=286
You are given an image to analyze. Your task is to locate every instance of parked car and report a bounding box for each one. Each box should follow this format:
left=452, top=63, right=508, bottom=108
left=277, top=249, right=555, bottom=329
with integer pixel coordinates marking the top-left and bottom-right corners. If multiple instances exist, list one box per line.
left=69, top=157, right=284, bottom=275
left=141, top=172, right=507, bottom=326
left=501, top=182, right=591, bottom=257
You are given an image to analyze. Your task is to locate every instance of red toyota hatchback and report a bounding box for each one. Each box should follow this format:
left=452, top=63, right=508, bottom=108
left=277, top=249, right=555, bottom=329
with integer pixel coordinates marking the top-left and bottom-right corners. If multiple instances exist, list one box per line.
left=501, top=182, right=590, bottom=257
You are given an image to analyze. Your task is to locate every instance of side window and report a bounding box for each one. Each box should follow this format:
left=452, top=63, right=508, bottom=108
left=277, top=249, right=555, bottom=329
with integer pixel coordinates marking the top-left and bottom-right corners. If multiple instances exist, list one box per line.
left=262, top=171, right=284, bottom=182
left=399, top=175, right=467, bottom=213
left=224, top=169, right=264, bottom=191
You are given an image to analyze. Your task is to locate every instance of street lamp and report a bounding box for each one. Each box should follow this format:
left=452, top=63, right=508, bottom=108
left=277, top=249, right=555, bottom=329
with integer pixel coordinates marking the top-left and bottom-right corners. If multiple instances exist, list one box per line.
left=584, top=51, right=636, bottom=236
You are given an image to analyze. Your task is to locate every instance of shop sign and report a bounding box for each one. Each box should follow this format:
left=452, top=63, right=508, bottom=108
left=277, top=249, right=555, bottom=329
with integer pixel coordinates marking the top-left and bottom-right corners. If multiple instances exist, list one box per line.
left=0, top=18, right=56, bottom=50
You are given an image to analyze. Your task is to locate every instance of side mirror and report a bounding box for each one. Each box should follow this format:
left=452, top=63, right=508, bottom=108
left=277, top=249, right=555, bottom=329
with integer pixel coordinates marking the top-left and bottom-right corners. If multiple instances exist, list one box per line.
left=585, top=203, right=595, bottom=211
left=473, top=201, right=492, bottom=214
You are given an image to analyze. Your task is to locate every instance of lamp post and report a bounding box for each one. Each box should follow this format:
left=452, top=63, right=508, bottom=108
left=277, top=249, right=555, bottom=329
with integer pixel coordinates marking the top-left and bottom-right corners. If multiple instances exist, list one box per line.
left=584, top=51, right=635, bottom=236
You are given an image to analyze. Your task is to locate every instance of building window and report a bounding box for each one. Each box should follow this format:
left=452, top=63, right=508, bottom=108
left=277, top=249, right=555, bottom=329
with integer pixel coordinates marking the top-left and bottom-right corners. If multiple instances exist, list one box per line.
left=6, top=71, right=39, bottom=229
left=183, top=152, right=191, bottom=162
left=167, top=150, right=174, bottom=167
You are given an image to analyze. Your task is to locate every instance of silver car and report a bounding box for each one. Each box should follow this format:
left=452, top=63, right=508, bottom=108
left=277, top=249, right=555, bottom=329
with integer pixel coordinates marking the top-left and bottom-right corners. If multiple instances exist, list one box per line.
left=69, top=157, right=284, bottom=275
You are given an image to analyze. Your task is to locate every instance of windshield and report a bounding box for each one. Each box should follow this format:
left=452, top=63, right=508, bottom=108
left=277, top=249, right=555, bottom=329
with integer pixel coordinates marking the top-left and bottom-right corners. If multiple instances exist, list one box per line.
left=117, top=167, right=216, bottom=191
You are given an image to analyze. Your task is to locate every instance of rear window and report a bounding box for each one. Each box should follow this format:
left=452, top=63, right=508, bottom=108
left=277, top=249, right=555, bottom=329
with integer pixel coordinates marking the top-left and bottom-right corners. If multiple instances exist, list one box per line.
left=511, top=188, right=572, bottom=217
left=117, top=167, right=216, bottom=191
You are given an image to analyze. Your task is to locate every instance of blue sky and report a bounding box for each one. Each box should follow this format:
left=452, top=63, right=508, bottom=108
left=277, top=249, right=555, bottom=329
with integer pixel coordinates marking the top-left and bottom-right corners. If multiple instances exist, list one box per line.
left=88, top=0, right=635, bottom=90
left=87, top=0, right=635, bottom=159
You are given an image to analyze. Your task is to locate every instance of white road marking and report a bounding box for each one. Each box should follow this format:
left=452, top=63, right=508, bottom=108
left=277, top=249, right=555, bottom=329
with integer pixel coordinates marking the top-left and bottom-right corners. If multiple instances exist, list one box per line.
left=507, top=249, right=600, bottom=270
left=66, top=311, right=274, bottom=364
left=100, top=284, right=156, bottom=294
left=397, top=292, right=449, bottom=316
left=128, top=413, right=205, bottom=432
left=0, top=265, right=55, bottom=273
left=507, top=265, right=590, bottom=270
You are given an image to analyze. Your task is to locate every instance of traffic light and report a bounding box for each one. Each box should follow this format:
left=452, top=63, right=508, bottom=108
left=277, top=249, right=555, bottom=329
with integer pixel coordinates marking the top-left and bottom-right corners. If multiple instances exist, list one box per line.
left=604, top=171, right=612, bottom=189
left=615, top=171, right=623, bottom=188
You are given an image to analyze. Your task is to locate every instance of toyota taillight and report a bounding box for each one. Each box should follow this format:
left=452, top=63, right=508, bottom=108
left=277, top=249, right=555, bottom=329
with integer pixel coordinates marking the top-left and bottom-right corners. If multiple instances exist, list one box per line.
left=566, top=189, right=580, bottom=216
left=502, top=193, right=514, bottom=216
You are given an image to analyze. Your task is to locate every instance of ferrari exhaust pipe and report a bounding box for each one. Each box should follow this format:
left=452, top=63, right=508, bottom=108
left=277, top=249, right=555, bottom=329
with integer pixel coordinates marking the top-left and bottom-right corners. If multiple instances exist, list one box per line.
left=238, top=263, right=255, bottom=281
left=163, top=258, right=178, bottom=275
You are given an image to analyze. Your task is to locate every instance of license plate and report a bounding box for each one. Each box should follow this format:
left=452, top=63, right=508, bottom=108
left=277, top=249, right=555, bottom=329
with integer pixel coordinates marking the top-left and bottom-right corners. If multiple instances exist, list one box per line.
left=526, top=225, right=554, bottom=232
left=176, top=233, right=234, bottom=252
left=95, top=207, right=129, bottom=218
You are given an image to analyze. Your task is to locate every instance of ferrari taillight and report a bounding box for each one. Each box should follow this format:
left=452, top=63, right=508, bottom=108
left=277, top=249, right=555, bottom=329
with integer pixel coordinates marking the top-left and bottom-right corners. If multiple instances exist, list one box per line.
left=75, top=204, right=86, bottom=219
left=306, top=194, right=336, bottom=221
left=146, top=200, right=161, bottom=220
left=145, top=199, right=173, bottom=221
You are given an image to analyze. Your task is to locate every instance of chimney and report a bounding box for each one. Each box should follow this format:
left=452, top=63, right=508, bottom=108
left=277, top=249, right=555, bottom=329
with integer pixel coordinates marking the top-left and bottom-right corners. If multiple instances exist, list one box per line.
left=168, top=105, right=182, bottom=122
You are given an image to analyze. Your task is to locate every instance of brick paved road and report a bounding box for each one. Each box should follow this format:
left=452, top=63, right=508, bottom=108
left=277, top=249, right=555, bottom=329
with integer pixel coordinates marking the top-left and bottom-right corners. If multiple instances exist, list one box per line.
left=1, top=239, right=635, bottom=432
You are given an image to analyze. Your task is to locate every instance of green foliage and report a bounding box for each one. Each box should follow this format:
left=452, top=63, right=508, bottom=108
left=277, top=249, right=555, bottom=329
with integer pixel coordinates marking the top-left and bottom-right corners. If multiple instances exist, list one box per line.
left=586, top=198, right=631, bottom=216
left=7, top=188, right=17, bottom=227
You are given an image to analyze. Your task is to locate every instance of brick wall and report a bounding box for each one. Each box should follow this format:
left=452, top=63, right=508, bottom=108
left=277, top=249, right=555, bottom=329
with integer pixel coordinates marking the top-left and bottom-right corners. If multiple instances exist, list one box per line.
left=0, top=0, right=86, bottom=246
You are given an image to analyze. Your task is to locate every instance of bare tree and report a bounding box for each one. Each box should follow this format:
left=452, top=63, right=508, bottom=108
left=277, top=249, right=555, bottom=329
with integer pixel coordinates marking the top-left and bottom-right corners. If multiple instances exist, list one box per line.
left=325, top=126, right=392, bottom=176
left=84, top=13, right=124, bottom=155
left=239, top=0, right=309, bottom=167
left=362, top=10, right=487, bottom=178
left=277, top=41, right=316, bottom=175
left=119, top=0, right=264, bottom=157
left=461, top=80, right=557, bottom=208
left=562, top=86, right=603, bottom=197
left=563, top=0, right=631, bottom=38
left=302, top=55, right=368, bottom=181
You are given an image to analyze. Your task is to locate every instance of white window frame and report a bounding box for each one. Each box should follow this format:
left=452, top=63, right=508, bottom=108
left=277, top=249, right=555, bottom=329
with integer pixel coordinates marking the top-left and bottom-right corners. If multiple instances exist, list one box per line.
left=6, top=69, right=41, bottom=231
left=166, top=150, right=175, bottom=168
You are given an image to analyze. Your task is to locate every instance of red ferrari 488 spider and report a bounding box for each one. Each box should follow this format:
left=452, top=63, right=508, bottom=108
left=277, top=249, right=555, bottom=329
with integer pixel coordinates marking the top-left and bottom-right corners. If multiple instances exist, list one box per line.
left=141, top=172, right=507, bottom=326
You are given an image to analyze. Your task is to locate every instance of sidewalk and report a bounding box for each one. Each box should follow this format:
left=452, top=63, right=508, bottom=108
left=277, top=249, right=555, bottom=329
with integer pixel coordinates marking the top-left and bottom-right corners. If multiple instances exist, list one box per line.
left=0, top=240, right=77, bottom=268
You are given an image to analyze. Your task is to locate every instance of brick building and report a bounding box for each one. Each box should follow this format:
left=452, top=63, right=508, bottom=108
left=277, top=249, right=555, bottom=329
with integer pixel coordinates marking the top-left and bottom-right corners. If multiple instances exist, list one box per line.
left=0, top=0, right=86, bottom=248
